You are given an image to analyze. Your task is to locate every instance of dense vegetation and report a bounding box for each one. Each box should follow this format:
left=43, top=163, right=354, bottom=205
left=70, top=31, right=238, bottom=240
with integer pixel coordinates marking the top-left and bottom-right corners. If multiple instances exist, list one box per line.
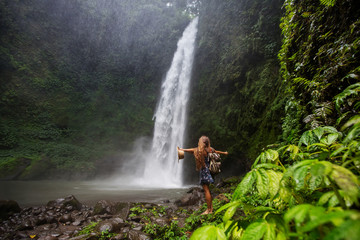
left=0, top=0, right=191, bottom=179
left=186, top=0, right=285, bottom=178
left=187, top=0, right=360, bottom=239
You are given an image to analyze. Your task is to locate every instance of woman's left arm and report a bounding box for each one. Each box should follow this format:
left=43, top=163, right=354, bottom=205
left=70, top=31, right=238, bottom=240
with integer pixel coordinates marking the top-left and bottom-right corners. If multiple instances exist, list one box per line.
left=214, top=150, right=228, bottom=155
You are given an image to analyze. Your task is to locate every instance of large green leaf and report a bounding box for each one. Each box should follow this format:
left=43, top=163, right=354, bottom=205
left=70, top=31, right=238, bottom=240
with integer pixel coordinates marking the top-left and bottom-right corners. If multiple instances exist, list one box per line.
left=321, top=133, right=339, bottom=145
left=241, top=220, right=268, bottom=240
left=253, top=163, right=283, bottom=171
left=230, top=226, right=243, bottom=240
left=216, top=200, right=242, bottom=215
left=232, top=171, right=256, bottom=201
left=284, top=204, right=312, bottom=227
left=308, top=175, right=323, bottom=192
left=324, top=219, right=360, bottom=240
left=343, top=123, right=360, bottom=144
left=256, top=168, right=270, bottom=198
left=293, top=165, right=310, bottom=191
left=190, top=225, right=226, bottom=240
left=330, top=165, right=360, bottom=204
left=322, top=126, right=340, bottom=134
left=282, top=144, right=301, bottom=161
left=301, top=210, right=357, bottom=232
left=310, top=161, right=332, bottom=177
left=313, top=127, right=325, bottom=141
left=223, top=204, right=238, bottom=223
left=341, top=115, right=360, bottom=131
left=266, top=149, right=279, bottom=163
left=299, top=130, right=317, bottom=146
left=279, top=175, right=292, bottom=201
left=267, top=170, right=283, bottom=198
left=264, top=223, right=276, bottom=240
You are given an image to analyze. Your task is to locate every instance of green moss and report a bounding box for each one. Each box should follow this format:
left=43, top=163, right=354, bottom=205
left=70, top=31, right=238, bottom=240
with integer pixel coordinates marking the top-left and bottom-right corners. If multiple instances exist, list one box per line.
left=279, top=0, right=360, bottom=133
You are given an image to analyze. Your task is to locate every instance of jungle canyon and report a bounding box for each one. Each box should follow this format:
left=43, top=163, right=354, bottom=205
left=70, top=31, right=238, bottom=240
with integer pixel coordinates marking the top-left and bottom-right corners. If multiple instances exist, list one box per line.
left=0, top=0, right=359, bottom=186
left=1, top=0, right=360, bottom=239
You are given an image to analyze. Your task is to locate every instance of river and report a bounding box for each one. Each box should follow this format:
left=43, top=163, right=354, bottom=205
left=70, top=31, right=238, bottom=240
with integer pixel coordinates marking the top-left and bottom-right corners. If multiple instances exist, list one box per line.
left=0, top=180, right=190, bottom=207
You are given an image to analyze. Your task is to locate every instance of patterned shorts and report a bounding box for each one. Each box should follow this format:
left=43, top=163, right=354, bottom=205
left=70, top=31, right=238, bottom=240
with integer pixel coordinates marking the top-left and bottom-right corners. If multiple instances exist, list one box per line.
left=199, top=167, right=214, bottom=185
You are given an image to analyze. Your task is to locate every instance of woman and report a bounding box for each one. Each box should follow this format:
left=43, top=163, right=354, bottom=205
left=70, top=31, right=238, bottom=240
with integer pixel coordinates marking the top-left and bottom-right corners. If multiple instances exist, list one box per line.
left=178, top=136, right=228, bottom=215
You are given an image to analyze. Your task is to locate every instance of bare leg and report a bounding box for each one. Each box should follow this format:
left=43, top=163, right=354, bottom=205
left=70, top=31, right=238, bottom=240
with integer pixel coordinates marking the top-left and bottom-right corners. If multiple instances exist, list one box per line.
left=201, top=184, right=213, bottom=214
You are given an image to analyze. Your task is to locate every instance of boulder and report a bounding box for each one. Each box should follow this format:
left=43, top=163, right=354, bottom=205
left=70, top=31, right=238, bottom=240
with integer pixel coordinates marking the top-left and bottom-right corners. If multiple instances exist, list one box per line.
left=93, top=200, right=130, bottom=219
left=95, top=217, right=126, bottom=233
left=0, top=200, right=21, bottom=219
left=127, top=230, right=151, bottom=240
left=47, top=195, right=82, bottom=211
left=175, top=187, right=203, bottom=207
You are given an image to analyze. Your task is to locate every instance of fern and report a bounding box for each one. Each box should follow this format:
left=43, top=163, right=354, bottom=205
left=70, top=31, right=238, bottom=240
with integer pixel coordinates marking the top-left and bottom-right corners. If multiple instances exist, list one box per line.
left=319, top=0, right=336, bottom=7
left=334, top=82, right=360, bottom=111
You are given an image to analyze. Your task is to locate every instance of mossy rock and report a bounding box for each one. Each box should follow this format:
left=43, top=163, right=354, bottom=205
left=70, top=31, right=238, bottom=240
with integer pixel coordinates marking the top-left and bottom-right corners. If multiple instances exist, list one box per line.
left=0, top=157, right=31, bottom=180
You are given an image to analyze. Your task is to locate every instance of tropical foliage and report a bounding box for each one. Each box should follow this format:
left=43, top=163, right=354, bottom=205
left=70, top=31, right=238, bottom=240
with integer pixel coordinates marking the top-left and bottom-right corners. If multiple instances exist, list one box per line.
left=190, top=116, right=360, bottom=239
left=188, top=0, right=360, bottom=239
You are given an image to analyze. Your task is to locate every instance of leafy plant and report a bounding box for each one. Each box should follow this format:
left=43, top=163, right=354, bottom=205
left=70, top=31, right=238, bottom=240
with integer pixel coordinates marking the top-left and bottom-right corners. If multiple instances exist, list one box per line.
left=190, top=117, right=360, bottom=239
left=76, top=221, right=99, bottom=236
left=319, top=0, right=336, bottom=7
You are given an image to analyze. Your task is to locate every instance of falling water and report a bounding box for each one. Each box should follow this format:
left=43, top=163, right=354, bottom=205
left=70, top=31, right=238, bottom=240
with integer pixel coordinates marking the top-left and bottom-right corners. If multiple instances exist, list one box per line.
left=142, top=17, right=199, bottom=187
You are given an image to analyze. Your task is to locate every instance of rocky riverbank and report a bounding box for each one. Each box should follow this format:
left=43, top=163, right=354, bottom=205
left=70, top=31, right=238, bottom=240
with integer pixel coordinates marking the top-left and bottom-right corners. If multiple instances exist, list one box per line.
left=0, top=177, right=240, bottom=240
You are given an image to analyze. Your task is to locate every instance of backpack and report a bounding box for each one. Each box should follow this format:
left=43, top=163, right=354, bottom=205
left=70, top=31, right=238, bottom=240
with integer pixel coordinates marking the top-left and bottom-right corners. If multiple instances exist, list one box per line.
left=208, top=150, right=222, bottom=175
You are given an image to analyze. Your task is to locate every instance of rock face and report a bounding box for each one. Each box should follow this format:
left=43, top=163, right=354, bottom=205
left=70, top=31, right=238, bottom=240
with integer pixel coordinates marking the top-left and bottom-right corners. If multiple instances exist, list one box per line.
left=0, top=200, right=21, bottom=220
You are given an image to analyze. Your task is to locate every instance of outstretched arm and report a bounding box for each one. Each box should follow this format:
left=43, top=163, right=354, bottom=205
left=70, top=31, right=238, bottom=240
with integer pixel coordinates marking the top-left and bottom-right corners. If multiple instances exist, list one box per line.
left=178, top=147, right=196, bottom=154
left=215, top=150, right=228, bottom=155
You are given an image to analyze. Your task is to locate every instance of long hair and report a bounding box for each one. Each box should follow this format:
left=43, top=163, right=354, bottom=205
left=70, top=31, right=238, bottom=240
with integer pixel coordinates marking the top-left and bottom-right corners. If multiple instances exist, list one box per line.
left=194, top=136, right=210, bottom=171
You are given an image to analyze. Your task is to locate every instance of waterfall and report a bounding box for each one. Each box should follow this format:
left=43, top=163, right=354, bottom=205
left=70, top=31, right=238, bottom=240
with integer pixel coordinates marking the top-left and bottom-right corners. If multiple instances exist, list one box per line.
left=142, top=17, right=199, bottom=187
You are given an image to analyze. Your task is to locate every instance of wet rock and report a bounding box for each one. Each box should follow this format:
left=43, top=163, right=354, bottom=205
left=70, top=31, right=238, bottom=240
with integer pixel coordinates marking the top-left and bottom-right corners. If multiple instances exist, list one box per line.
left=49, top=229, right=62, bottom=237
left=59, top=213, right=72, bottom=223
left=47, top=195, right=82, bottom=211
left=0, top=200, right=21, bottom=220
left=113, top=202, right=131, bottom=219
left=129, top=216, right=142, bottom=222
left=16, top=231, right=29, bottom=239
left=93, top=200, right=113, bottom=215
left=153, top=217, right=168, bottom=227
left=34, top=215, right=48, bottom=226
left=127, top=230, right=151, bottom=240
left=96, top=217, right=126, bottom=233
left=18, top=219, right=34, bottom=230
left=36, top=223, right=56, bottom=232
left=93, top=200, right=130, bottom=219
left=40, top=236, right=58, bottom=240
left=175, top=187, right=203, bottom=207
left=132, top=225, right=143, bottom=231
left=33, top=207, right=42, bottom=215
left=46, top=215, right=57, bottom=224
left=72, top=216, right=85, bottom=226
